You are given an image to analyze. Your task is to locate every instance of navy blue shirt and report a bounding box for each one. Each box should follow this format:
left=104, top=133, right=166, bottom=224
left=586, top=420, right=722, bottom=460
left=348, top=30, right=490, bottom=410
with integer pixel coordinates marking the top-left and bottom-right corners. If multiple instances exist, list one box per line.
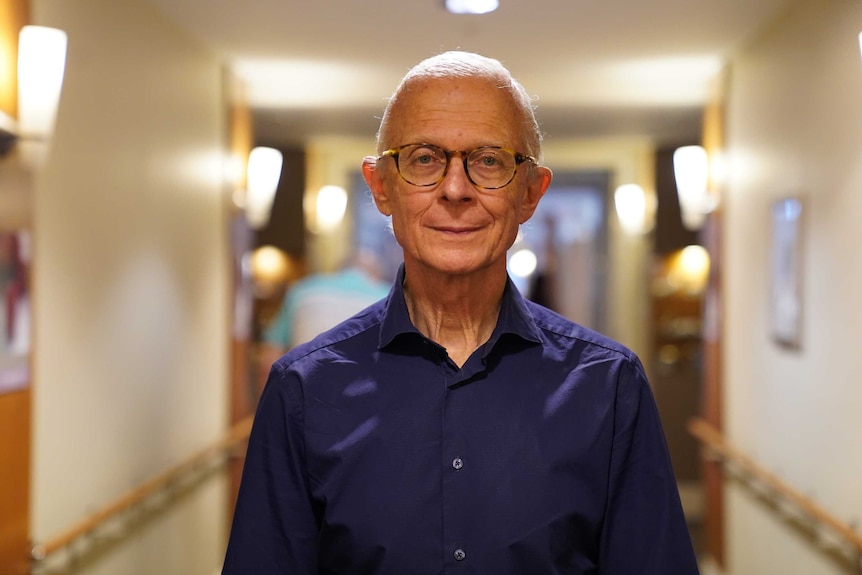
left=223, top=268, right=700, bottom=574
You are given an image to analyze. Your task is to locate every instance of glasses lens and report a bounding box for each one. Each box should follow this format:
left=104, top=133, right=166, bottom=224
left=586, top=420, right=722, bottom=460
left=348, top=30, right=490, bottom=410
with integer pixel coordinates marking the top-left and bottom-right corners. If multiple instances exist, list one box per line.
left=398, top=144, right=447, bottom=186
left=467, top=147, right=517, bottom=188
left=392, top=144, right=522, bottom=189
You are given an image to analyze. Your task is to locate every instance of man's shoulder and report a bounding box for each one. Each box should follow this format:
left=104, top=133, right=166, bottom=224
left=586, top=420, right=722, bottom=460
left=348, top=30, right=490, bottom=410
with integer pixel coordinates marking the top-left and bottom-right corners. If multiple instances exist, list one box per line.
left=525, top=300, right=637, bottom=363
left=274, top=299, right=386, bottom=370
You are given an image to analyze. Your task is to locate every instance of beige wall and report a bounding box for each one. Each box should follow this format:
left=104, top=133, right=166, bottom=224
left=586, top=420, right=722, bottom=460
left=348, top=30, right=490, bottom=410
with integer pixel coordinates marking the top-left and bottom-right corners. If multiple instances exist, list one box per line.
left=30, top=1, right=230, bottom=574
left=723, top=0, right=862, bottom=572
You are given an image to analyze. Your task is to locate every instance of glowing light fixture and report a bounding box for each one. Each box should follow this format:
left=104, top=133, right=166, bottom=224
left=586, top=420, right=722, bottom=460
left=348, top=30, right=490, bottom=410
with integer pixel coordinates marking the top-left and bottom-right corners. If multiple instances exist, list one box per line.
left=614, top=183, right=648, bottom=235
left=672, top=145, right=718, bottom=231
left=250, top=245, right=291, bottom=284
left=508, top=248, right=538, bottom=278
left=445, top=0, right=499, bottom=15
left=667, top=245, right=711, bottom=295
left=245, top=146, right=283, bottom=229
left=1, top=25, right=68, bottom=163
left=315, top=185, right=348, bottom=232
left=249, top=245, right=295, bottom=298
left=17, top=26, right=67, bottom=140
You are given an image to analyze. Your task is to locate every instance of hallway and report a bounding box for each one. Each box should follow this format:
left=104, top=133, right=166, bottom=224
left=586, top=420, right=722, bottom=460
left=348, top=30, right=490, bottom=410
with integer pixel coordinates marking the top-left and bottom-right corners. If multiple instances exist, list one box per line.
left=2, top=0, right=862, bottom=574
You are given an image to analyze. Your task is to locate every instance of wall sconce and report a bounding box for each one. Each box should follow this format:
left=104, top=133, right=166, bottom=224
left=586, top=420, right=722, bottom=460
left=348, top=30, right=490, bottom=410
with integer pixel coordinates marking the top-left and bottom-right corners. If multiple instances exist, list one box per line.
left=508, top=247, right=538, bottom=278
left=244, top=146, right=283, bottom=229
left=445, top=0, right=499, bottom=14
left=0, top=26, right=68, bottom=164
left=249, top=245, right=295, bottom=298
left=614, top=183, right=650, bottom=235
left=304, top=185, right=348, bottom=234
left=672, top=145, right=719, bottom=231
left=666, top=245, right=711, bottom=296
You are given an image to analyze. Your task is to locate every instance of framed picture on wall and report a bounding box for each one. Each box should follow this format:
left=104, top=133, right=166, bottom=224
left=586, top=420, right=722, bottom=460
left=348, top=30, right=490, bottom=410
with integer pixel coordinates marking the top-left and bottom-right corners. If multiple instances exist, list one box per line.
left=769, top=197, right=803, bottom=349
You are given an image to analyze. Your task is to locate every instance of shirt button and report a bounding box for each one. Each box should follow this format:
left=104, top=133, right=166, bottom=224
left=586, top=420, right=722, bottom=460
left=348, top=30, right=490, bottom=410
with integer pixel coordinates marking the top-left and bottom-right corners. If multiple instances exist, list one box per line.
left=452, top=457, right=464, bottom=470
left=453, top=548, right=466, bottom=561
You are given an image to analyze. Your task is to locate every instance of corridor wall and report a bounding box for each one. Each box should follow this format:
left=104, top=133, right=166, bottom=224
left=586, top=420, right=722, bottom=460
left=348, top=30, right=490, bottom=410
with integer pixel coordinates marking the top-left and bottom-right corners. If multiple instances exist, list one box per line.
left=30, top=1, right=230, bottom=574
left=722, top=0, right=862, bottom=573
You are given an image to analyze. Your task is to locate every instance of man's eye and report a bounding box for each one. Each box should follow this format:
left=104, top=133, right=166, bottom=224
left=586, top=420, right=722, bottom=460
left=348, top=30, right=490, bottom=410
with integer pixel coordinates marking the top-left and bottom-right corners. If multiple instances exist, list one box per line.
left=472, top=152, right=504, bottom=169
left=406, top=147, right=444, bottom=166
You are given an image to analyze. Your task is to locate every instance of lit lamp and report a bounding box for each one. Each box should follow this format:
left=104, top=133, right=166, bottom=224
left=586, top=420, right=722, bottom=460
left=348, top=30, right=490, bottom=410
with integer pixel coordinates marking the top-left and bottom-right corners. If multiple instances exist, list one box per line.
left=12, top=25, right=68, bottom=165
left=314, top=185, right=348, bottom=232
left=667, top=245, right=710, bottom=296
left=508, top=247, right=537, bottom=278
left=304, top=184, right=348, bottom=234
left=245, top=146, right=283, bottom=229
left=672, top=145, right=719, bottom=231
left=444, top=0, right=499, bottom=14
left=614, top=183, right=649, bottom=235
left=249, top=245, right=294, bottom=297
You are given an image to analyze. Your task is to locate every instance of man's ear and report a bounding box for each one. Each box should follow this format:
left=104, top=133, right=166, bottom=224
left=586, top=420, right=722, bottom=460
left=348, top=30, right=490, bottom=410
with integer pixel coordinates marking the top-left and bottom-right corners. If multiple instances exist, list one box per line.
left=362, top=156, right=392, bottom=217
left=519, top=166, right=553, bottom=224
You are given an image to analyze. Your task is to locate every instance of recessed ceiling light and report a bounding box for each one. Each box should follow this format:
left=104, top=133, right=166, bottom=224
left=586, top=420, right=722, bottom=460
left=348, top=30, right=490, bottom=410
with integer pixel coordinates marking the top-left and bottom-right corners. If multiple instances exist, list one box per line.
left=445, top=0, right=499, bottom=15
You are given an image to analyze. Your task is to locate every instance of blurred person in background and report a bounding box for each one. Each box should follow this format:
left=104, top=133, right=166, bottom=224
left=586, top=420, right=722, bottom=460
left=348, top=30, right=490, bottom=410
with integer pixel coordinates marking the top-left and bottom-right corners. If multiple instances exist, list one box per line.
left=255, top=248, right=390, bottom=379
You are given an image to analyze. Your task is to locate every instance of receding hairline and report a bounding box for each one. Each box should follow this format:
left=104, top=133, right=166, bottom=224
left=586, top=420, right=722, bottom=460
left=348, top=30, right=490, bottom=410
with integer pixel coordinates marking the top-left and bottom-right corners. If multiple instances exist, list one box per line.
left=376, top=51, right=543, bottom=159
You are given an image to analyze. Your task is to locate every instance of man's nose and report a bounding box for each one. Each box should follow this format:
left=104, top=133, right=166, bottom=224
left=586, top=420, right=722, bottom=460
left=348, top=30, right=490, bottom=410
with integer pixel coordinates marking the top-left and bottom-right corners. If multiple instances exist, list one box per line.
left=439, top=153, right=475, bottom=202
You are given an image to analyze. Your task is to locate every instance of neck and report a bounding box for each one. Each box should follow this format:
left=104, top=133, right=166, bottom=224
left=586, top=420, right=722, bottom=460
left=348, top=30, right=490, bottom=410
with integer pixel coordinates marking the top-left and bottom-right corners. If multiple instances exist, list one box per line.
left=402, top=264, right=507, bottom=367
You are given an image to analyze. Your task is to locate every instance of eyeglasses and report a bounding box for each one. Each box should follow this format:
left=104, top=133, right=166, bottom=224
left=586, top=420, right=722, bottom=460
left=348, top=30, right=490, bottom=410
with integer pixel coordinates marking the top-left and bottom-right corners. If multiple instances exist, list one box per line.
left=380, top=143, right=537, bottom=190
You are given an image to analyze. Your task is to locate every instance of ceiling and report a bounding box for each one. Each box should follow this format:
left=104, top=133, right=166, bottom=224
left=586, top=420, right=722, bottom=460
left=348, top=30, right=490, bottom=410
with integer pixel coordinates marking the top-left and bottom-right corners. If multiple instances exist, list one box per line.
left=146, top=0, right=794, bottom=147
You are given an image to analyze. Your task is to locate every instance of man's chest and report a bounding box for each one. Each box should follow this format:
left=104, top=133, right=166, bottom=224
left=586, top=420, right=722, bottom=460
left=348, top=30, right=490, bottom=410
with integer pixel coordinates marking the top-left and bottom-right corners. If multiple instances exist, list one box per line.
left=300, top=353, right=616, bottom=570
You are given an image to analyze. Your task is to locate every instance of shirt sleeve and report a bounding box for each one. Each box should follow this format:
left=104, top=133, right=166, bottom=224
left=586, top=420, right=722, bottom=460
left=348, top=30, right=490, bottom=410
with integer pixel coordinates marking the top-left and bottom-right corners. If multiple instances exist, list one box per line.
left=598, top=356, right=701, bottom=574
left=222, top=364, right=319, bottom=574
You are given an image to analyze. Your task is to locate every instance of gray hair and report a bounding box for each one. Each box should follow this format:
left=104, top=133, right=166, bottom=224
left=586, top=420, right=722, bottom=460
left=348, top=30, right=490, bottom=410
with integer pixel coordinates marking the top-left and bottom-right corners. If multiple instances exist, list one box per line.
left=376, top=51, right=543, bottom=160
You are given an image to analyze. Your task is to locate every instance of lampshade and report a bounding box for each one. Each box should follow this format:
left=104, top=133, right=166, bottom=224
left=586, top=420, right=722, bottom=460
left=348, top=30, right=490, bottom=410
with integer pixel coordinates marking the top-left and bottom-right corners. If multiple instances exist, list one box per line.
left=445, top=0, right=499, bottom=14
left=672, top=145, right=715, bottom=231
left=315, top=185, right=348, bottom=232
left=17, top=26, right=68, bottom=140
left=245, top=146, right=283, bottom=229
left=614, top=184, right=648, bottom=235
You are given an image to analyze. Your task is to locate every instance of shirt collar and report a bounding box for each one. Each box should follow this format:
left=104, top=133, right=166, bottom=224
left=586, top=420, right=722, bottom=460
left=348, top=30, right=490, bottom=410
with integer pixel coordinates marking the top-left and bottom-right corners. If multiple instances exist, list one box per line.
left=378, top=264, right=543, bottom=351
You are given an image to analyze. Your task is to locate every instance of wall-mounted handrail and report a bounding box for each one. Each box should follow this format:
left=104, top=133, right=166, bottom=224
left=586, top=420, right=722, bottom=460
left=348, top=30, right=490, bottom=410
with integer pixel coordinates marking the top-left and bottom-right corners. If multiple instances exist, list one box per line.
left=30, top=415, right=253, bottom=565
left=688, top=417, right=862, bottom=568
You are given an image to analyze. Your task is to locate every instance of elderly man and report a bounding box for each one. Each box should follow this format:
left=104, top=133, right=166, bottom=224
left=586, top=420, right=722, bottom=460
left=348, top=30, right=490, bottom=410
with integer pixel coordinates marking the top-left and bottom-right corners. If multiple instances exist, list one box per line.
left=223, top=51, right=700, bottom=574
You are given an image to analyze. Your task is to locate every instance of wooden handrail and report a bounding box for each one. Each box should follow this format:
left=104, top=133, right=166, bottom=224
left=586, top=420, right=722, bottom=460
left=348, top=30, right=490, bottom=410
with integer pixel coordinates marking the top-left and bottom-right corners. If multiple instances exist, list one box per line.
left=31, top=415, right=254, bottom=562
left=688, top=417, right=862, bottom=556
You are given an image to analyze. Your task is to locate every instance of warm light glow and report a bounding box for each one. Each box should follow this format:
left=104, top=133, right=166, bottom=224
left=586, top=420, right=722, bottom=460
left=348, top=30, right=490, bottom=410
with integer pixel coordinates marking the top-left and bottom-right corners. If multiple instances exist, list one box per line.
left=17, top=26, right=67, bottom=139
left=508, top=248, right=538, bottom=278
left=667, top=245, right=710, bottom=295
left=224, top=153, right=245, bottom=189
left=245, top=146, right=283, bottom=229
left=614, top=184, right=647, bottom=235
left=708, top=150, right=728, bottom=191
left=445, top=0, right=499, bottom=14
left=315, top=185, right=348, bottom=232
left=249, top=245, right=295, bottom=298
left=673, top=145, right=717, bottom=230
left=250, top=245, right=291, bottom=283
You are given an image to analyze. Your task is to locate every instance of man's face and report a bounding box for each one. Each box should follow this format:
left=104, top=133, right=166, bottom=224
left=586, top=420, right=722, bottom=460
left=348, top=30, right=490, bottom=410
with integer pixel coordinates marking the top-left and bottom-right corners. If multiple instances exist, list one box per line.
left=364, top=77, right=551, bottom=279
